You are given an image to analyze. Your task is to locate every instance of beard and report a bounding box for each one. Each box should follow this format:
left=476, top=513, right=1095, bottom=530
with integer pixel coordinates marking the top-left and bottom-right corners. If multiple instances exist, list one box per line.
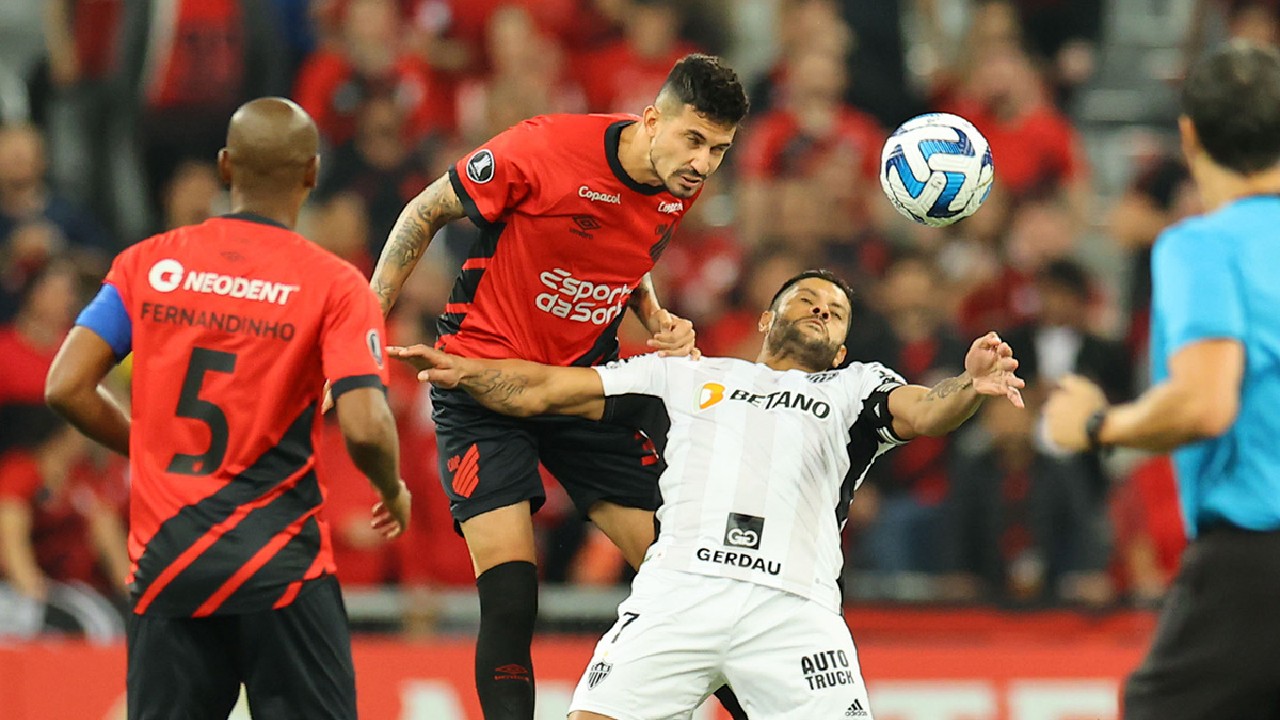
left=765, top=317, right=842, bottom=371
left=648, top=145, right=703, bottom=198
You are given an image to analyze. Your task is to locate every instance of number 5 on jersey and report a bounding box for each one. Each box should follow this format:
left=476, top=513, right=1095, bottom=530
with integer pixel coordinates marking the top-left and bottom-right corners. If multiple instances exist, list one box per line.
left=167, top=347, right=237, bottom=475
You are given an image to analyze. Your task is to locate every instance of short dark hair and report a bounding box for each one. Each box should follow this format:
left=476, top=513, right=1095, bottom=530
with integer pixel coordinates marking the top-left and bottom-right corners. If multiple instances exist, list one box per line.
left=1183, top=41, right=1280, bottom=173
left=1037, top=259, right=1091, bottom=300
left=659, top=54, right=749, bottom=126
left=769, top=269, right=854, bottom=311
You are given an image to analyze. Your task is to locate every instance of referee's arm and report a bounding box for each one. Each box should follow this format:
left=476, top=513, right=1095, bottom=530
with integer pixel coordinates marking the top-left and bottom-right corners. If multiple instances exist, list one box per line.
left=1048, top=339, right=1243, bottom=453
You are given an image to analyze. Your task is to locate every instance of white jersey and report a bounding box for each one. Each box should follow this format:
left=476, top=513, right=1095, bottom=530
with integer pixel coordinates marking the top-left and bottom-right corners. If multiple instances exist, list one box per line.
left=593, top=355, right=908, bottom=613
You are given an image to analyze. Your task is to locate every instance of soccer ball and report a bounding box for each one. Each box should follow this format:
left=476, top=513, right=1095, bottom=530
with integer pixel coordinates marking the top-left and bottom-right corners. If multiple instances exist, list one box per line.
left=879, top=113, right=994, bottom=227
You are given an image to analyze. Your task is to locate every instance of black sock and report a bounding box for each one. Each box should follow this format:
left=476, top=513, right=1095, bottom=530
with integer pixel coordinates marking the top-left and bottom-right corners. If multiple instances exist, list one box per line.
left=475, top=561, right=539, bottom=719
left=714, top=685, right=749, bottom=720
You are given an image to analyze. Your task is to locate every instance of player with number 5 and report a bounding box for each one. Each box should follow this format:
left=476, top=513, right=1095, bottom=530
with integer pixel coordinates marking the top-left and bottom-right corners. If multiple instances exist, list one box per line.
left=45, top=98, right=410, bottom=720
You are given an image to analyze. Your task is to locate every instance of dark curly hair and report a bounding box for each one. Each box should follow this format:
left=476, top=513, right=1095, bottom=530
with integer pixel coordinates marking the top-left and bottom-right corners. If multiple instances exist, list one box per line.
left=659, top=54, right=749, bottom=126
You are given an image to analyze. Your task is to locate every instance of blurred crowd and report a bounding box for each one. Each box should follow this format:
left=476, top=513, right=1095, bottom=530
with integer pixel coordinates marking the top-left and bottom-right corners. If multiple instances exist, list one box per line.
left=0, top=0, right=1271, bottom=638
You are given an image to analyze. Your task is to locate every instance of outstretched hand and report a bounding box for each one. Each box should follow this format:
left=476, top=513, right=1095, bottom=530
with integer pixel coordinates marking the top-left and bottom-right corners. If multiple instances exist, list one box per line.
left=386, top=344, right=467, bottom=388
left=645, top=308, right=700, bottom=359
left=964, top=331, right=1026, bottom=408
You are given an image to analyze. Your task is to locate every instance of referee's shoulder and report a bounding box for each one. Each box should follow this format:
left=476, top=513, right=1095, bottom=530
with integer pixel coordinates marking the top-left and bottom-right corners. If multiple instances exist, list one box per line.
left=1154, top=210, right=1220, bottom=258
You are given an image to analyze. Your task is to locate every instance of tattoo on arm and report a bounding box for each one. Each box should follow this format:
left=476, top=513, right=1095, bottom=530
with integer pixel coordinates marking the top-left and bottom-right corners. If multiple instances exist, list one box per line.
left=924, top=375, right=974, bottom=402
left=371, top=175, right=464, bottom=313
left=463, top=369, right=531, bottom=413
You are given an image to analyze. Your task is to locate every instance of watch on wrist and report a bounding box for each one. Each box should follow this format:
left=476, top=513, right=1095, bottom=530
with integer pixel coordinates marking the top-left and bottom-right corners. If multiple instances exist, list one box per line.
left=1085, top=408, right=1110, bottom=452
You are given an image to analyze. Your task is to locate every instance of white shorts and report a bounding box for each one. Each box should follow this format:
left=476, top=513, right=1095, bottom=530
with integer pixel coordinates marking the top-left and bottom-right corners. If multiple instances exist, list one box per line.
left=568, top=567, right=873, bottom=720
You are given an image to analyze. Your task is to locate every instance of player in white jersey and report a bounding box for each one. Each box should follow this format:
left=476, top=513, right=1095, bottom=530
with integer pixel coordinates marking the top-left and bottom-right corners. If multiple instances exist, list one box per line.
left=388, top=270, right=1025, bottom=720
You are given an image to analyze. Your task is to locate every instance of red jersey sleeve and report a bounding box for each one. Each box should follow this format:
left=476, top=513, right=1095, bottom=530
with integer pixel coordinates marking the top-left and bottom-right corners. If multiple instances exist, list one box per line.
left=322, top=266, right=390, bottom=399
left=447, top=119, right=540, bottom=227
left=0, top=452, right=41, bottom=503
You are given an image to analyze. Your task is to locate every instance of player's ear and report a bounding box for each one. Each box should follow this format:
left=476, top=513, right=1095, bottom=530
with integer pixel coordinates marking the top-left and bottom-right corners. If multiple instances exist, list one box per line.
left=831, top=345, right=847, bottom=369
left=642, top=104, right=661, bottom=137
left=1178, top=115, right=1201, bottom=168
left=216, top=148, right=233, bottom=187
left=303, top=155, right=319, bottom=189
left=758, top=310, right=773, bottom=333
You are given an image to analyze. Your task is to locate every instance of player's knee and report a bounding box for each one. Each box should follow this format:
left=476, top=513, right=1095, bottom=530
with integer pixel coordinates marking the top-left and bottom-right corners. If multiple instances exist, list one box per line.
left=476, top=560, right=538, bottom=630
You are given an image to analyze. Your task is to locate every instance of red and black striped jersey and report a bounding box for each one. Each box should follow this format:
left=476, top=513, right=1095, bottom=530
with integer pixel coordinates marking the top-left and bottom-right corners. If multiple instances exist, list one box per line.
left=103, top=214, right=388, bottom=616
left=441, top=113, right=698, bottom=367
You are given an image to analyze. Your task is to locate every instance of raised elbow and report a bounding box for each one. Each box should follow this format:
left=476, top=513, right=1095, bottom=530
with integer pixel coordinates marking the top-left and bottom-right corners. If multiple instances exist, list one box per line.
left=44, top=370, right=82, bottom=417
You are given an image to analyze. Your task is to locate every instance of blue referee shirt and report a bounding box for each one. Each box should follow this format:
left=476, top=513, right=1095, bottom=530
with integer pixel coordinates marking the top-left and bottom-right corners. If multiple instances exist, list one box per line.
left=1151, top=195, right=1280, bottom=538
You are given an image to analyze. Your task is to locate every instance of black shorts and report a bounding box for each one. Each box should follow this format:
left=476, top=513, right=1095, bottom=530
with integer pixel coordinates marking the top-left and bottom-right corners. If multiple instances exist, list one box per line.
left=1124, top=526, right=1280, bottom=720
left=431, top=385, right=663, bottom=524
left=126, top=575, right=356, bottom=720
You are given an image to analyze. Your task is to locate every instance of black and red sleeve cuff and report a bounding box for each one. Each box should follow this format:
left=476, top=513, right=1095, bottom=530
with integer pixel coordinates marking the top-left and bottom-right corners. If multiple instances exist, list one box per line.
left=447, top=166, right=494, bottom=230
left=330, top=374, right=386, bottom=401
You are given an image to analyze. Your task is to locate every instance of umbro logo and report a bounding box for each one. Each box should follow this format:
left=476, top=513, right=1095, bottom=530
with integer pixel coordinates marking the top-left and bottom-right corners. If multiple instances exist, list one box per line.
left=492, top=663, right=530, bottom=682
left=571, top=215, right=601, bottom=239
left=845, top=699, right=868, bottom=716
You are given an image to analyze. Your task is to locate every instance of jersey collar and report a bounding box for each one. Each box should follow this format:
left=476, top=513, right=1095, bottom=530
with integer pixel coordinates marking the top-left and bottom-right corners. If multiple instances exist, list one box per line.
left=219, top=212, right=291, bottom=230
left=605, top=120, right=667, bottom=196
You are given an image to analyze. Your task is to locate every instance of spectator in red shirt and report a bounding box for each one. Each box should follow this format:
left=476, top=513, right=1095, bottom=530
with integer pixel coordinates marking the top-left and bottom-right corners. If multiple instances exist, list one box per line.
left=118, top=0, right=288, bottom=225
left=454, top=5, right=587, bottom=146
left=0, top=407, right=129, bottom=640
left=737, top=47, right=886, bottom=256
left=940, top=41, right=1090, bottom=226
left=0, top=259, right=82, bottom=449
left=747, top=0, right=853, bottom=115
left=41, top=0, right=147, bottom=244
left=578, top=0, right=700, bottom=113
left=402, top=0, right=589, bottom=72
left=294, top=0, right=453, bottom=148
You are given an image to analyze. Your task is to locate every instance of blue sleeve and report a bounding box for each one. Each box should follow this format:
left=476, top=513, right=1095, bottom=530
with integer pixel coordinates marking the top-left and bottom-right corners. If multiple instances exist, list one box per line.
left=75, top=284, right=132, bottom=360
left=1152, top=223, right=1245, bottom=354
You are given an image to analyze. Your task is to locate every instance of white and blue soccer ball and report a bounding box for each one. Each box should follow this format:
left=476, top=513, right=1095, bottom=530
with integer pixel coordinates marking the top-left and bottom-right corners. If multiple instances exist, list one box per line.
left=879, top=113, right=995, bottom=227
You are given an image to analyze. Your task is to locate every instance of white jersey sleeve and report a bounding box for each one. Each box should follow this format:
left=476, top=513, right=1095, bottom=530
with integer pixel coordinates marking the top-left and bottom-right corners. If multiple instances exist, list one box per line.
left=592, top=353, right=672, bottom=398
left=835, top=361, right=910, bottom=447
